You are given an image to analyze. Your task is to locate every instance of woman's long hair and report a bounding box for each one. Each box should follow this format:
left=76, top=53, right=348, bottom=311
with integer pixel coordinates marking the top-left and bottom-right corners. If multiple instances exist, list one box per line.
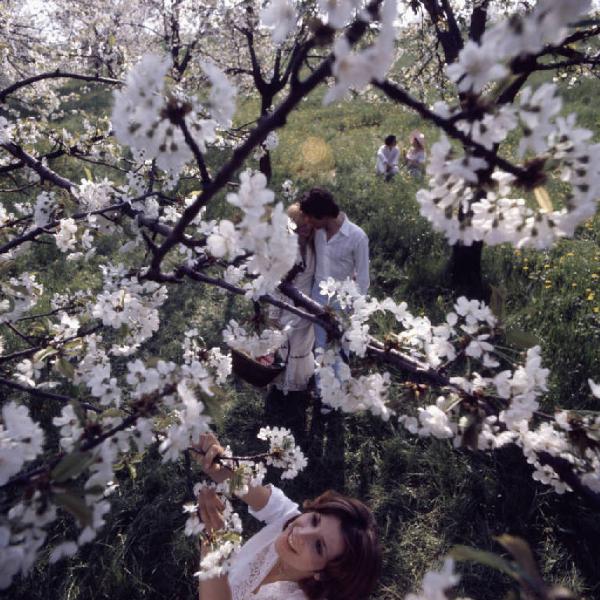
left=291, top=491, right=382, bottom=600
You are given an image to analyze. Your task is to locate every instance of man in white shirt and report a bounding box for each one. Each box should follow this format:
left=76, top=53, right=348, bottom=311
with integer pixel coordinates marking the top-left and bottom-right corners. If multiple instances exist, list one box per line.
left=299, top=187, right=370, bottom=353
left=376, top=134, right=400, bottom=181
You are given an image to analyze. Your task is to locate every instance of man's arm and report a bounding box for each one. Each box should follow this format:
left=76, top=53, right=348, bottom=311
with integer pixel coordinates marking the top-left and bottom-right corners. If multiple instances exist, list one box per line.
left=354, top=234, right=370, bottom=294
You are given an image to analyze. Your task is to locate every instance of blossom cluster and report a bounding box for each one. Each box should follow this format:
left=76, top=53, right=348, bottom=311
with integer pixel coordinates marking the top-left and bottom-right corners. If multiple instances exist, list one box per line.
left=0, top=311, right=238, bottom=589
left=0, top=272, right=44, bottom=324
left=416, top=0, right=600, bottom=248
left=256, top=426, right=308, bottom=479
left=222, top=319, right=288, bottom=358
left=324, top=0, right=398, bottom=103
left=419, top=85, right=600, bottom=248
left=206, top=169, right=298, bottom=298
left=311, top=279, right=600, bottom=496
left=187, top=481, right=243, bottom=581
left=89, top=263, right=168, bottom=355
left=0, top=402, right=44, bottom=486
left=112, top=53, right=235, bottom=180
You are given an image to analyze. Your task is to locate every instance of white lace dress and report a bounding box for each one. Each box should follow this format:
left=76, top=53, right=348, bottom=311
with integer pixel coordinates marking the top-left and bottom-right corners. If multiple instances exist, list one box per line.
left=271, top=246, right=316, bottom=393
left=228, top=486, right=307, bottom=600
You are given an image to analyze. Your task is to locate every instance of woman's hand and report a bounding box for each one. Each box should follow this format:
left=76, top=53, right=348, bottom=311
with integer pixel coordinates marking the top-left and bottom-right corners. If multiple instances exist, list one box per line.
left=197, top=486, right=226, bottom=533
left=192, top=432, right=230, bottom=483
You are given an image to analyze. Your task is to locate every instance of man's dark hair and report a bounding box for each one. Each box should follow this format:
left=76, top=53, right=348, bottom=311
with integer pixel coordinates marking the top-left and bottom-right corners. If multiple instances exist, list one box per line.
left=384, top=134, right=396, bottom=146
left=299, top=187, right=340, bottom=219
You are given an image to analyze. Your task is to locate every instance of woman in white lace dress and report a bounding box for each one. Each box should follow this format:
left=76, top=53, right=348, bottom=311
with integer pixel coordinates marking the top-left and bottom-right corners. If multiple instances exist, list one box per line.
left=194, top=433, right=381, bottom=600
left=270, top=203, right=316, bottom=393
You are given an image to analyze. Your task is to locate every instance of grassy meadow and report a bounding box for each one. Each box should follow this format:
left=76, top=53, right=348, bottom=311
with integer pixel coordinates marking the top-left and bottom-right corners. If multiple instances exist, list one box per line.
left=4, top=74, right=600, bottom=600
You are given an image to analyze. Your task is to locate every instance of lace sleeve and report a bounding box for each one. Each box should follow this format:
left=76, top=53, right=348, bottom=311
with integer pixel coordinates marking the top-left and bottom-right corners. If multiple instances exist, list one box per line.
left=248, top=485, right=300, bottom=525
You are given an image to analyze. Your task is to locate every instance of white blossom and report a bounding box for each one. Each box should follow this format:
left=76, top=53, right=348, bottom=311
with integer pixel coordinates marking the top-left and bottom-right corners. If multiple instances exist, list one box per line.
left=260, top=0, right=298, bottom=44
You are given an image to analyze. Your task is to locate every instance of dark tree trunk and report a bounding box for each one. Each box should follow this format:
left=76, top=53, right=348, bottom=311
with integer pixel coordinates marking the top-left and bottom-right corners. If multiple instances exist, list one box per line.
left=258, top=95, right=274, bottom=182
left=259, top=150, right=272, bottom=182
left=450, top=241, right=486, bottom=299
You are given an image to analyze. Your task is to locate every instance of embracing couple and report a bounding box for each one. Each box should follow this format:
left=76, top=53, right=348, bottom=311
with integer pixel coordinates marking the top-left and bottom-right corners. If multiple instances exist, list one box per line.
left=272, top=187, right=370, bottom=395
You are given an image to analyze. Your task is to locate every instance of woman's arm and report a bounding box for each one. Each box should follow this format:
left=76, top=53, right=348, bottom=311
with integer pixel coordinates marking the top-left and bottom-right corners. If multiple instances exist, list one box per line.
left=198, top=559, right=232, bottom=600
left=193, top=432, right=272, bottom=512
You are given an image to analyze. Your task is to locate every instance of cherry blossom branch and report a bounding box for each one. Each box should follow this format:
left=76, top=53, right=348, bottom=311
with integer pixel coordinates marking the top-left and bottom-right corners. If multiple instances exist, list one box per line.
left=0, top=143, right=74, bottom=192
left=0, top=411, right=141, bottom=490
left=3, top=322, right=36, bottom=345
left=0, top=324, right=102, bottom=365
left=175, top=116, right=211, bottom=187
left=0, top=377, right=100, bottom=413
left=0, top=384, right=174, bottom=491
left=179, top=265, right=339, bottom=336
left=537, top=452, right=600, bottom=511
left=0, top=134, right=107, bottom=175
left=0, top=70, right=122, bottom=102
left=16, top=305, right=80, bottom=322
left=0, top=202, right=127, bottom=255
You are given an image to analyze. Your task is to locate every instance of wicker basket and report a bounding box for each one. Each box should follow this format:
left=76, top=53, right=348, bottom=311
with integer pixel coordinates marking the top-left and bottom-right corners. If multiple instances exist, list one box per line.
left=231, top=349, right=285, bottom=387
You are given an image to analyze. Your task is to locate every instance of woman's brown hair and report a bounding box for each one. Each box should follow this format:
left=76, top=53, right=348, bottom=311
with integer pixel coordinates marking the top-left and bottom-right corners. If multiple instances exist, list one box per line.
left=294, top=490, right=382, bottom=600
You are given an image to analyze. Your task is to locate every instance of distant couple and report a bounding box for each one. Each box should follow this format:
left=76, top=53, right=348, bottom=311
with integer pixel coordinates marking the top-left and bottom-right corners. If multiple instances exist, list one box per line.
left=270, top=188, right=369, bottom=394
left=376, top=130, right=426, bottom=180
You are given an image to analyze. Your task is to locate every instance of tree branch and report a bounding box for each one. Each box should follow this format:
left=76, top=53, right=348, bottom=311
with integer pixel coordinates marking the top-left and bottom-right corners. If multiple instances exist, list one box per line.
left=0, top=70, right=122, bottom=102
left=0, top=377, right=100, bottom=413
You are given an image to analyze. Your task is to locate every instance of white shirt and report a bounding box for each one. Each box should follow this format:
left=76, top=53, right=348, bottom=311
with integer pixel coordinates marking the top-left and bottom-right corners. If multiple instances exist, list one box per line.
left=312, top=214, right=370, bottom=296
left=228, top=486, right=305, bottom=600
left=376, top=145, right=399, bottom=174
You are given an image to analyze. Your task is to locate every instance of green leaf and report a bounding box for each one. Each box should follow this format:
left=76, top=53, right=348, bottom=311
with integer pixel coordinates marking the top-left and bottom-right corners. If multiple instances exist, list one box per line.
left=33, top=347, right=58, bottom=364
left=70, top=399, right=87, bottom=424
left=54, top=357, right=75, bottom=379
left=63, top=339, right=84, bottom=353
left=450, top=545, right=517, bottom=579
left=495, top=535, right=546, bottom=593
left=53, top=491, right=93, bottom=527
left=51, top=451, right=96, bottom=483
left=505, top=327, right=539, bottom=349
left=83, top=166, right=94, bottom=182
left=127, top=462, right=137, bottom=480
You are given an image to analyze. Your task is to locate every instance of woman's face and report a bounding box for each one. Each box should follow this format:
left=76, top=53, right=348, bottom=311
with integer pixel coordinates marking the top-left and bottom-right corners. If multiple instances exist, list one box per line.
left=294, top=215, right=313, bottom=239
left=274, top=511, right=345, bottom=576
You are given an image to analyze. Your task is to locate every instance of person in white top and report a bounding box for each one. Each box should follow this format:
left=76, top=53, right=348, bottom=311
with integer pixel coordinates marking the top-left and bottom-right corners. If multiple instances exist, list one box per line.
left=298, top=188, right=369, bottom=357
left=405, top=130, right=426, bottom=177
left=375, top=134, right=400, bottom=181
left=193, top=432, right=381, bottom=600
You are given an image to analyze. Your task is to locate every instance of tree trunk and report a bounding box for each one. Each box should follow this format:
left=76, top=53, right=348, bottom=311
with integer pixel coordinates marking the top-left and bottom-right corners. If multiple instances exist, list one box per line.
left=259, top=150, right=272, bottom=182
left=259, top=95, right=274, bottom=182
left=450, top=241, right=486, bottom=299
